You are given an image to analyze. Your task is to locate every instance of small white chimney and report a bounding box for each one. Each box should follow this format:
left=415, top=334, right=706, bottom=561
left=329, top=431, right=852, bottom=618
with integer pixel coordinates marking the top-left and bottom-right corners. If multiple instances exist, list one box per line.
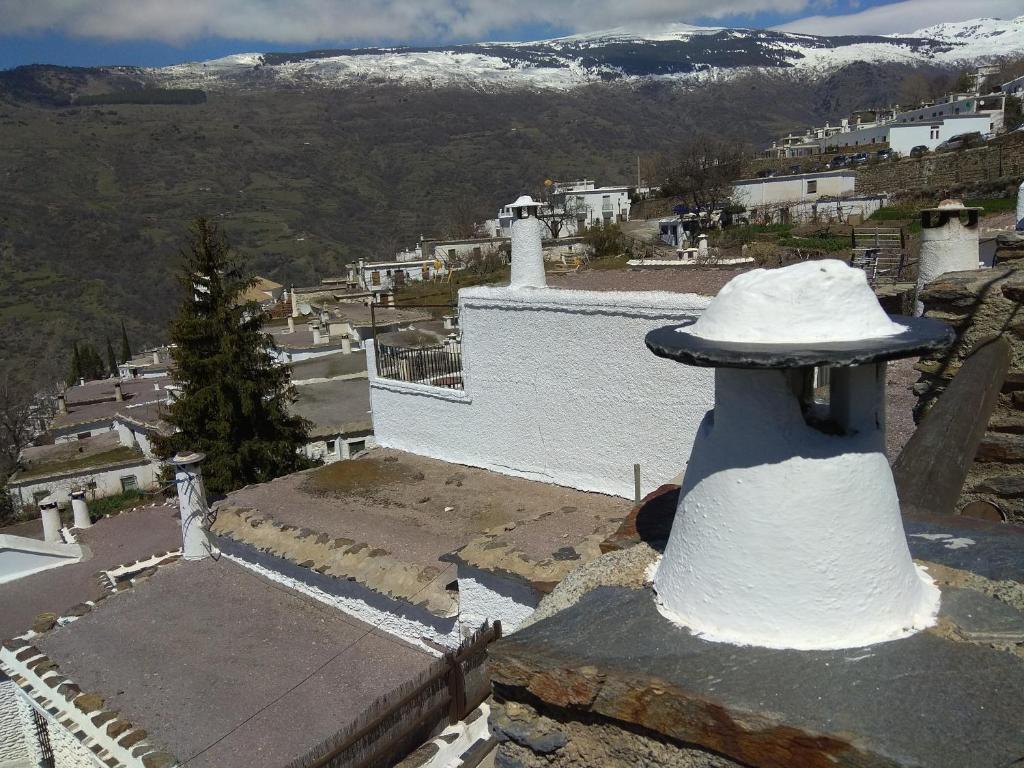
left=57, top=394, right=67, bottom=414
left=171, top=452, right=213, bottom=560
left=39, top=497, right=61, bottom=543
left=69, top=490, right=91, bottom=529
left=342, top=335, right=352, bottom=354
left=291, top=285, right=299, bottom=318
left=114, top=381, right=124, bottom=402
left=152, top=350, right=161, bottom=366
left=312, top=326, right=322, bottom=345
left=697, top=234, right=709, bottom=258
left=916, top=200, right=981, bottom=316
left=508, top=195, right=546, bottom=289
left=287, top=316, right=295, bottom=333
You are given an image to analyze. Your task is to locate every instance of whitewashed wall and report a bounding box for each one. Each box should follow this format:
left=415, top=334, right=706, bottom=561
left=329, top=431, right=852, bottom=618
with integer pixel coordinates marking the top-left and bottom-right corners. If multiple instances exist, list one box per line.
left=0, top=674, right=31, bottom=768
left=368, top=286, right=714, bottom=498
left=7, top=461, right=158, bottom=510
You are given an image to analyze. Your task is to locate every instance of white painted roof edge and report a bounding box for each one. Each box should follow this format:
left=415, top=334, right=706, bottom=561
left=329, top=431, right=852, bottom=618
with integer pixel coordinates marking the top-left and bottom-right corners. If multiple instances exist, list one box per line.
left=0, top=534, right=84, bottom=559
left=459, top=285, right=712, bottom=313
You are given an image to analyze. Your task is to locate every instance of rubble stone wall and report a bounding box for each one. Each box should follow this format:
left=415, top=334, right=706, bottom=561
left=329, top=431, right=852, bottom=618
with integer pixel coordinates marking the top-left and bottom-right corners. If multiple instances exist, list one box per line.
left=914, top=241, right=1024, bottom=521
left=0, top=674, right=32, bottom=766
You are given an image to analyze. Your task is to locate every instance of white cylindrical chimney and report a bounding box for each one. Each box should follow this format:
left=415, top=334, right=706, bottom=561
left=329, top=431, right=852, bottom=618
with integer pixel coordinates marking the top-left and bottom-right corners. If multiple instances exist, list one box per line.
left=291, top=286, right=299, bottom=318
left=152, top=351, right=160, bottom=366
left=287, top=316, right=295, bottom=333
left=39, top=498, right=61, bottom=543
left=508, top=195, right=546, bottom=289
left=57, top=394, right=67, bottom=414
left=69, top=490, right=91, bottom=529
left=916, top=200, right=981, bottom=316
left=342, top=335, right=352, bottom=354
left=697, top=234, right=709, bottom=257
left=1016, top=180, right=1024, bottom=232
left=114, top=381, right=123, bottom=402
left=312, top=326, right=322, bottom=345
left=171, top=452, right=213, bottom=561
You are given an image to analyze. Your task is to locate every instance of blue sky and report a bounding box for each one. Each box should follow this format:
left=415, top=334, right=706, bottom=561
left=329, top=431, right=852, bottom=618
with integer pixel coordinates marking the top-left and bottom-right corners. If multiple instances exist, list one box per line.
left=0, top=0, right=1019, bottom=70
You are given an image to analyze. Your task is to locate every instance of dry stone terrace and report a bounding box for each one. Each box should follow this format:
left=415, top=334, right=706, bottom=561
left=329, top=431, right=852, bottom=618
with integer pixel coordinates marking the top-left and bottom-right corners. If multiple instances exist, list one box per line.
left=32, top=557, right=434, bottom=768
left=213, top=449, right=632, bottom=612
left=0, top=504, right=182, bottom=642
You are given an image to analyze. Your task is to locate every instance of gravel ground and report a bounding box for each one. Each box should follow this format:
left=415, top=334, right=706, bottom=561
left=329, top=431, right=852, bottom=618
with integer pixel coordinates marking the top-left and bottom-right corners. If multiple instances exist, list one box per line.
left=37, top=558, right=433, bottom=768
left=222, top=449, right=628, bottom=568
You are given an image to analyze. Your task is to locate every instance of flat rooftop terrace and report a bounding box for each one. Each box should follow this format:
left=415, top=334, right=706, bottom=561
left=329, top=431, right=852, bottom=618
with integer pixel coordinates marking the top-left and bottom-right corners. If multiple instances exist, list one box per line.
left=34, top=557, right=434, bottom=768
left=546, top=267, right=749, bottom=296
left=0, top=504, right=181, bottom=640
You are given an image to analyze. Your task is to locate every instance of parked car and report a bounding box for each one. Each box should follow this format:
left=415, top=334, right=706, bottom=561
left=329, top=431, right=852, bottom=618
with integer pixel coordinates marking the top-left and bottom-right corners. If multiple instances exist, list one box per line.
left=828, top=155, right=850, bottom=169
left=935, top=132, right=985, bottom=152
left=909, top=145, right=930, bottom=158
left=756, top=169, right=778, bottom=178
left=786, top=164, right=802, bottom=175
left=851, top=152, right=870, bottom=165
left=876, top=148, right=895, bottom=161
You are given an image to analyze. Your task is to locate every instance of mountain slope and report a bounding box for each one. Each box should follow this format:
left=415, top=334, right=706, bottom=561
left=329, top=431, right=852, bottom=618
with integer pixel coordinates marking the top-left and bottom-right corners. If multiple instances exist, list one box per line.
left=147, top=15, right=1024, bottom=91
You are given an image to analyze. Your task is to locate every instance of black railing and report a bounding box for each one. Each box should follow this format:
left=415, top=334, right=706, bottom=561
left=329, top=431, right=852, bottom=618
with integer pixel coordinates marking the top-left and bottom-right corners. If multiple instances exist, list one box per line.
left=376, top=342, right=463, bottom=390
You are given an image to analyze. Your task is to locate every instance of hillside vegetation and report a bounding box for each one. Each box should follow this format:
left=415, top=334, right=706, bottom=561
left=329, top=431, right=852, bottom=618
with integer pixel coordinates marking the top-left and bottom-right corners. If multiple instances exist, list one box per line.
left=0, top=63, right=951, bottom=381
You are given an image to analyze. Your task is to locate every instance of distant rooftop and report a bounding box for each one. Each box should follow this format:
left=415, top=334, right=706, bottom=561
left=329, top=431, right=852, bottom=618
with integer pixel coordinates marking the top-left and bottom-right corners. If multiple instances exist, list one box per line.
left=11, top=431, right=145, bottom=484
left=33, top=558, right=433, bottom=768
left=292, top=377, right=372, bottom=439
left=547, top=267, right=750, bottom=297
left=53, top=376, right=171, bottom=433
left=289, top=350, right=367, bottom=382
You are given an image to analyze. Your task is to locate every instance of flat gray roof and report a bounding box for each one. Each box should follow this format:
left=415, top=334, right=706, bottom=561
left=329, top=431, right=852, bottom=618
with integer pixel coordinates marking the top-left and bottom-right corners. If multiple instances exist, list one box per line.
left=292, top=378, right=372, bottom=438
left=36, top=558, right=433, bottom=768
left=0, top=504, right=182, bottom=641
left=289, top=351, right=368, bottom=381
left=12, top=431, right=145, bottom=483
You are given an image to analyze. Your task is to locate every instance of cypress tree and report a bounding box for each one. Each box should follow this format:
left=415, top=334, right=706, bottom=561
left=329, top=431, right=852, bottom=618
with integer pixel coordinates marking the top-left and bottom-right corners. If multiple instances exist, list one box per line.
left=67, top=342, right=82, bottom=386
left=120, top=321, right=132, bottom=363
left=106, top=337, right=118, bottom=377
left=154, top=217, right=311, bottom=494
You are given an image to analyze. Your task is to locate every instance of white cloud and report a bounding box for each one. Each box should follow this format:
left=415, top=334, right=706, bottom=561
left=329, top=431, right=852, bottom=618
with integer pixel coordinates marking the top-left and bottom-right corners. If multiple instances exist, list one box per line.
left=0, top=0, right=817, bottom=45
left=777, top=0, right=1024, bottom=36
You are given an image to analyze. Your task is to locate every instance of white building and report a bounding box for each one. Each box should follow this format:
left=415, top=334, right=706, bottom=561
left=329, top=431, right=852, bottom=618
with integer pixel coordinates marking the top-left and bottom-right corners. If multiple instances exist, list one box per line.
left=824, top=115, right=995, bottom=154
left=346, top=257, right=449, bottom=293
left=734, top=171, right=856, bottom=208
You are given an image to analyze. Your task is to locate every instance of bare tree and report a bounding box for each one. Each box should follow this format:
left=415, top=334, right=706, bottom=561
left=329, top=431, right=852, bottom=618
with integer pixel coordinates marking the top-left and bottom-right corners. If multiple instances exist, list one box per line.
left=0, top=371, right=36, bottom=475
left=537, top=192, right=585, bottom=239
left=660, top=134, right=748, bottom=211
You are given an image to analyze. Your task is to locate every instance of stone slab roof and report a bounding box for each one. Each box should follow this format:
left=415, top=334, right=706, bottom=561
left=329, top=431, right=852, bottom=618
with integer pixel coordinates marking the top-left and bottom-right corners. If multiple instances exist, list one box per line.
left=65, top=375, right=171, bottom=406
left=34, top=557, right=433, bottom=768
left=53, top=377, right=170, bottom=433
left=0, top=504, right=181, bottom=641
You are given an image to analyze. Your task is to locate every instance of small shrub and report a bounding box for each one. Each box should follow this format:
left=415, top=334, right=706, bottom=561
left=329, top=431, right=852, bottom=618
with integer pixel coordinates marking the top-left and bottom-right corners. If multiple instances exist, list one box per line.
left=88, top=489, right=146, bottom=519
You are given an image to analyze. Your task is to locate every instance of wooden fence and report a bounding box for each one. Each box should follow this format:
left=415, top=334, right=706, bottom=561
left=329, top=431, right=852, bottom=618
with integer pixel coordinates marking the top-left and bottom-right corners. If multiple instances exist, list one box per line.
left=287, top=622, right=501, bottom=768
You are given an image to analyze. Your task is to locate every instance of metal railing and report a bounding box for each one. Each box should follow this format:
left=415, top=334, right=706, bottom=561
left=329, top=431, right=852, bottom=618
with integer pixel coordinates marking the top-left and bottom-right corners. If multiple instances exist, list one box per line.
left=375, top=341, right=464, bottom=390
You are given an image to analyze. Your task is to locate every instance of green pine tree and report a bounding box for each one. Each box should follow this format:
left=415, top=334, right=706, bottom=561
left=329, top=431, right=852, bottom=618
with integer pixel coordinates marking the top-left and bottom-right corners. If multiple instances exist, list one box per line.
left=120, top=321, right=132, bottom=364
left=106, top=337, right=118, bottom=377
left=154, top=218, right=312, bottom=494
left=67, top=342, right=82, bottom=386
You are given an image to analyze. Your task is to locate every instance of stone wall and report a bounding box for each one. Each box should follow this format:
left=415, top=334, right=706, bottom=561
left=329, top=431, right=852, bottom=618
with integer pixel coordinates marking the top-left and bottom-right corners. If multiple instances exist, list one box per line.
left=855, top=134, right=1024, bottom=197
left=914, top=237, right=1024, bottom=521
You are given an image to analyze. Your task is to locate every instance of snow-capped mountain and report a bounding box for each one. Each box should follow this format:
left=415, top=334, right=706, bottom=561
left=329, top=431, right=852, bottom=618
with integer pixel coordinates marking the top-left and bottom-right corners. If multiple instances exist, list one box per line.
left=151, top=15, right=1024, bottom=91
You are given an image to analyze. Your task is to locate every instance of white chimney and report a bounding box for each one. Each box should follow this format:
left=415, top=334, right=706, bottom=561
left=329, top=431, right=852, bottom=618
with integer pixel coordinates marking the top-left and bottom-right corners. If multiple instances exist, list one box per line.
left=69, top=490, right=91, bottom=529
left=287, top=316, right=295, bottom=333
left=647, top=260, right=953, bottom=650
left=39, top=497, right=61, bottom=543
left=171, top=452, right=213, bottom=560
left=508, top=195, right=546, bottom=289
left=57, top=394, right=67, bottom=414
left=342, top=335, right=352, bottom=354
left=114, top=381, right=123, bottom=402
left=915, top=200, right=981, bottom=316
left=291, top=286, right=299, bottom=318
left=312, top=326, right=322, bottom=345
left=152, top=350, right=160, bottom=366
left=697, top=234, right=709, bottom=258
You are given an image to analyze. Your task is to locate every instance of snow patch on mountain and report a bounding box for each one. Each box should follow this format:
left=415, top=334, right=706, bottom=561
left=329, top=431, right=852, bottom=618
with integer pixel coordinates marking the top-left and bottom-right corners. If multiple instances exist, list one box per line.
left=150, top=15, right=1024, bottom=92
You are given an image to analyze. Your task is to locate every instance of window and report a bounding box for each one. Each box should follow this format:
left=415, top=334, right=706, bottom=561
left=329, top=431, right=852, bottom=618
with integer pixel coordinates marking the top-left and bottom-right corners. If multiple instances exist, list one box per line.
left=448, top=249, right=456, bottom=258
left=32, top=490, right=50, bottom=503
left=86, top=481, right=97, bottom=490
left=326, top=439, right=337, bottom=454
left=77, top=431, right=91, bottom=441
left=806, top=180, right=818, bottom=194
left=930, top=125, right=940, bottom=139
left=120, top=475, right=138, bottom=492
left=371, top=271, right=381, bottom=286
left=347, top=440, right=366, bottom=457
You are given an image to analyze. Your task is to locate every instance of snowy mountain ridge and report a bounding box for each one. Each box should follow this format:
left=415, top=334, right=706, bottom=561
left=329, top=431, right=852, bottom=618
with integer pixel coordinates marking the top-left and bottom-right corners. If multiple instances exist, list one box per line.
left=150, top=15, right=1024, bottom=92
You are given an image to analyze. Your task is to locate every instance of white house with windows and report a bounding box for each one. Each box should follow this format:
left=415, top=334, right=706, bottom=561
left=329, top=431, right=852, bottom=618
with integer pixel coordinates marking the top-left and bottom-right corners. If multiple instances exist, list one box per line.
left=824, top=115, right=995, bottom=154
left=734, top=170, right=856, bottom=208
left=346, top=257, right=450, bottom=293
